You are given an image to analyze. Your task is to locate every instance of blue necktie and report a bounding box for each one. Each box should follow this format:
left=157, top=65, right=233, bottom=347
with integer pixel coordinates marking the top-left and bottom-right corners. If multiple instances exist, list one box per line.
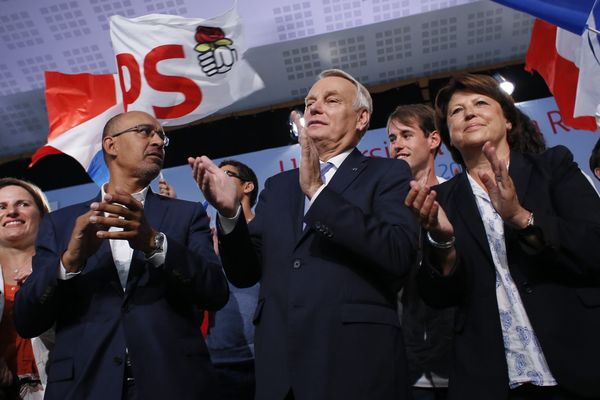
left=320, top=162, right=334, bottom=184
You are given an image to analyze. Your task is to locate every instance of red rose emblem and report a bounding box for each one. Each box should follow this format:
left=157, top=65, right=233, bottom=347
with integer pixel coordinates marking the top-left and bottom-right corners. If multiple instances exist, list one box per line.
left=195, top=26, right=225, bottom=43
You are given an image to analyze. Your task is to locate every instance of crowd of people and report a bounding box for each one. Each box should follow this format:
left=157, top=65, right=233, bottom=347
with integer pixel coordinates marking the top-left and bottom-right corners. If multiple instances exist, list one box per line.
left=1, top=68, right=599, bottom=400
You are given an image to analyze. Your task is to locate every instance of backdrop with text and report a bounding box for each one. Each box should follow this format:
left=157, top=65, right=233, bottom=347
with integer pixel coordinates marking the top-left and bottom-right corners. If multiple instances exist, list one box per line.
left=44, top=96, right=600, bottom=213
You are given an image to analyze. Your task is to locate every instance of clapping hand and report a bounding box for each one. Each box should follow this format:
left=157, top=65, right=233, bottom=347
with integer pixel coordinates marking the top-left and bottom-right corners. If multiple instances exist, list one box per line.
left=294, top=111, right=322, bottom=199
left=479, top=141, right=530, bottom=229
left=404, top=180, right=454, bottom=240
left=188, top=156, right=239, bottom=218
left=62, top=188, right=157, bottom=272
left=158, top=177, right=177, bottom=198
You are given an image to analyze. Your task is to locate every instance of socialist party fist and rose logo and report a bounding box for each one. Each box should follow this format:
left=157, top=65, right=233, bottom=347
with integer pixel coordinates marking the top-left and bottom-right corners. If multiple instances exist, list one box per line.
left=194, top=26, right=238, bottom=76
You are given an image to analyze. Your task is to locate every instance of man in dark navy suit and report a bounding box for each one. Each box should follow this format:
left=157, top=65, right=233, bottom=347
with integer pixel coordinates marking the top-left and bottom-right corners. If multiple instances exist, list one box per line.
left=15, top=111, right=229, bottom=400
left=189, top=69, right=419, bottom=400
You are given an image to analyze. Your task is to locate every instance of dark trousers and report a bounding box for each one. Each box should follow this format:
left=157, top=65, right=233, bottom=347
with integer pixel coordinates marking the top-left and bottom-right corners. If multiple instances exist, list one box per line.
left=508, top=384, right=589, bottom=400
left=214, top=360, right=255, bottom=400
left=413, top=387, right=449, bottom=400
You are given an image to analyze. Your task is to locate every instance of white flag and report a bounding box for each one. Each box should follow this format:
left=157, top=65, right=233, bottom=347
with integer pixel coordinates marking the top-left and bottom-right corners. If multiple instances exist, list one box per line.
left=574, top=0, right=600, bottom=121
left=109, top=6, right=264, bottom=126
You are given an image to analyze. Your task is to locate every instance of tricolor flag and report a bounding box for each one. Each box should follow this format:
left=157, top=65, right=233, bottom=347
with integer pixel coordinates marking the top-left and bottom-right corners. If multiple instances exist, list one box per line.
left=31, top=72, right=122, bottom=186
left=31, top=5, right=264, bottom=186
left=494, top=0, right=600, bottom=131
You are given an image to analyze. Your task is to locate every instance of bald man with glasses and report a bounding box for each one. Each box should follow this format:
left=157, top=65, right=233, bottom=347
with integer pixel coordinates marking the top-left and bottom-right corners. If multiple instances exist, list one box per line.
left=15, top=111, right=229, bottom=400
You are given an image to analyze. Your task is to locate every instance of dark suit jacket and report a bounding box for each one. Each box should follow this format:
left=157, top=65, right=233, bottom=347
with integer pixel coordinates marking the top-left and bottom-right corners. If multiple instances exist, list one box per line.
left=219, top=149, right=419, bottom=400
left=418, top=146, right=600, bottom=399
left=14, top=190, right=229, bottom=400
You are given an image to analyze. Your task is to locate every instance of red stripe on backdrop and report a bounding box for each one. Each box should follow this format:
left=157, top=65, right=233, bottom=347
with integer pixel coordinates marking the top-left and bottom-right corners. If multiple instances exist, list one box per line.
left=44, top=71, right=118, bottom=140
left=525, top=19, right=596, bottom=131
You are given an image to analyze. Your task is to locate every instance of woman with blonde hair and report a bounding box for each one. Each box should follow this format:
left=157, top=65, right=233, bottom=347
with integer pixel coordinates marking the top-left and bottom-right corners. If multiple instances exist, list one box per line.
left=0, top=178, right=51, bottom=400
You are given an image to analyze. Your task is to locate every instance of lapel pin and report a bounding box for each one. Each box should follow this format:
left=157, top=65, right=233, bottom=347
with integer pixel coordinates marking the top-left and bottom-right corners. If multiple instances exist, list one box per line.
left=352, top=167, right=358, bottom=172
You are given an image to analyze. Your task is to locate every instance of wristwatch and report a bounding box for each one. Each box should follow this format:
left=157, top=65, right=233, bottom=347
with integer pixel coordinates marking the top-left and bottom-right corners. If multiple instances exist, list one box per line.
left=146, top=231, right=165, bottom=257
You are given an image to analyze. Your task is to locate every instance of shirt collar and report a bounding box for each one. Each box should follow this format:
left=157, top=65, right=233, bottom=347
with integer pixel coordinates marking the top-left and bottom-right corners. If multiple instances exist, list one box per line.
left=466, top=173, right=488, bottom=201
left=321, top=148, right=353, bottom=170
left=101, top=184, right=150, bottom=205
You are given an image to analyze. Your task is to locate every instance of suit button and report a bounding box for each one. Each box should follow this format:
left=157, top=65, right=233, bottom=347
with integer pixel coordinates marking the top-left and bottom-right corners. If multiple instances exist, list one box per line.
left=122, top=304, right=130, bottom=313
left=523, top=284, right=533, bottom=294
left=113, top=356, right=123, bottom=366
left=315, top=221, right=322, bottom=229
left=292, top=259, right=301, bottom=269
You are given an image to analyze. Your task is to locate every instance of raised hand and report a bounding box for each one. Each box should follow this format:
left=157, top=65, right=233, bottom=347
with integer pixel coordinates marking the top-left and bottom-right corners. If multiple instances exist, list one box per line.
left=405, top=180, right=456, bottom=274
left=188, top=156, right=239, bottom=217
left=61, top=208, right=105, bottom=272
left=479, top=141, right=530, bottom=229
left=295, top=111, right=322, bottom=199
left=158, top=177, right=177, bottom=198
left=404, top=180, right=454, bottom=241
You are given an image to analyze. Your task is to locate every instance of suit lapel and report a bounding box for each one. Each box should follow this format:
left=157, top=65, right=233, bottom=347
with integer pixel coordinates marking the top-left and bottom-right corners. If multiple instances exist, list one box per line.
left=81, top=193, right=123, bottom=294
left=508, top=151, right=532, bottom=210
left=296, top=148, right=367, bottom=245
left=326, top=148, right=368, bottom=195
left=125, top=190, right=166, bottom=295
left=290, top=169, right=307, bottom=242
left=451, top=173, right=495, bottom=265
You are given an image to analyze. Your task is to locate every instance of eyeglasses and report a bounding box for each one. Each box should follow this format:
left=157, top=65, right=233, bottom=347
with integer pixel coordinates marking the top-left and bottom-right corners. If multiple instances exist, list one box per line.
left=224, top=170, right=247, bottom=181
left=111, top=124, right=170, bottom=147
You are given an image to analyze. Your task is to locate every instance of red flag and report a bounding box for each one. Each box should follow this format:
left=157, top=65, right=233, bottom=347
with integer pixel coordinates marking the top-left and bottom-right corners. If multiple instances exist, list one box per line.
left=30, top=72, right=119, bottom=170
left=525, top=19, right=597, bottom=131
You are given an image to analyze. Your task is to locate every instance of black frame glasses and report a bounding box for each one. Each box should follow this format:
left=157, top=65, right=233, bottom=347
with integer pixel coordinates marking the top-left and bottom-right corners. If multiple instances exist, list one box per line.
left=224, top=170, right=247, bottom=181
left=111, top=124, right=169, bottom=147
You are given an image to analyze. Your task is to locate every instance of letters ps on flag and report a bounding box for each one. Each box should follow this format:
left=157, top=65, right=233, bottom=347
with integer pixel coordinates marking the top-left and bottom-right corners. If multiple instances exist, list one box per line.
left=33, top=5, right=264, bottom=186
left=109, top=6, right=264, bottom=126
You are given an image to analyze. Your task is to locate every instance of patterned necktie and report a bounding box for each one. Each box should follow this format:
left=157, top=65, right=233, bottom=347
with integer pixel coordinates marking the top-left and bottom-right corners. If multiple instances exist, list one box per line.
left=320, top=162, right=334, bottom=184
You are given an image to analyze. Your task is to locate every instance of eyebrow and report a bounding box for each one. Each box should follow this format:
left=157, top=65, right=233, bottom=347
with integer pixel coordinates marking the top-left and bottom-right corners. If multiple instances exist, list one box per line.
left=390, top=120, right=416, bottom=134
left=305, top=89, right=342, bottom=102
left=0, top=199, right=31, bottom=205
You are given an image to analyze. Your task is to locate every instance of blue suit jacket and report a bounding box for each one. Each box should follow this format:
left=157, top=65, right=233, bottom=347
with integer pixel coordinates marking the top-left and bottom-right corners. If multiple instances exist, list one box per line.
left=219, top=149, right=419, bottom=400
left=14, top=190, right=229, bottom=400
left=418, top=146, right=600, bottom=399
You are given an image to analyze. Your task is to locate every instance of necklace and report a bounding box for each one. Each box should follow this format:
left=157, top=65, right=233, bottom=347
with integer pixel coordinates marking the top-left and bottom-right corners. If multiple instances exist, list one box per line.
left=1, top=264, right=31, bottom=284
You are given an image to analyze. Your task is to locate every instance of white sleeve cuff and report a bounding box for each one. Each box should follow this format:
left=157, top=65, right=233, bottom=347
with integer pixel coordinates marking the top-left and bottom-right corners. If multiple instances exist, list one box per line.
left=305, top=184, right=326, bottom=212
left=146, top=234, right=168, bottom=267
left=58, top=260, right=82, bottom=280
left=218, top=205, right=241, bottom=235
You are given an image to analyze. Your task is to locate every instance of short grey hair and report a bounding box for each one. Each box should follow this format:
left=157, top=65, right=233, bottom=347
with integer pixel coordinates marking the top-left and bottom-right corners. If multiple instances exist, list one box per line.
left=318, top=69, right=373, bottom=115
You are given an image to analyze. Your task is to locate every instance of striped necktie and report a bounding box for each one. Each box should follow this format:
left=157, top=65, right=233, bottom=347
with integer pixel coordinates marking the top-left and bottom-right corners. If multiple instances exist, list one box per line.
left=320, top=161, right=334, bottom=184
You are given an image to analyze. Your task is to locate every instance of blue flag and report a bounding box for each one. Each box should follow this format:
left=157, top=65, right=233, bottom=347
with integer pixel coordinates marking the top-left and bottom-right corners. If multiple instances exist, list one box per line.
left=492, top=0, right=595, bottom=34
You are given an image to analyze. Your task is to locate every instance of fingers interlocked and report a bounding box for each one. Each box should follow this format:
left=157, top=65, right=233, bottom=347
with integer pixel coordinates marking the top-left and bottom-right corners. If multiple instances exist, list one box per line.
left=89, top=191, right=147, bottom=240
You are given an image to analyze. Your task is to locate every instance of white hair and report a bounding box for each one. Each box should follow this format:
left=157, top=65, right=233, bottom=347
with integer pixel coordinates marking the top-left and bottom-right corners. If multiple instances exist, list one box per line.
left=317, top=69, right=373, bottom=115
